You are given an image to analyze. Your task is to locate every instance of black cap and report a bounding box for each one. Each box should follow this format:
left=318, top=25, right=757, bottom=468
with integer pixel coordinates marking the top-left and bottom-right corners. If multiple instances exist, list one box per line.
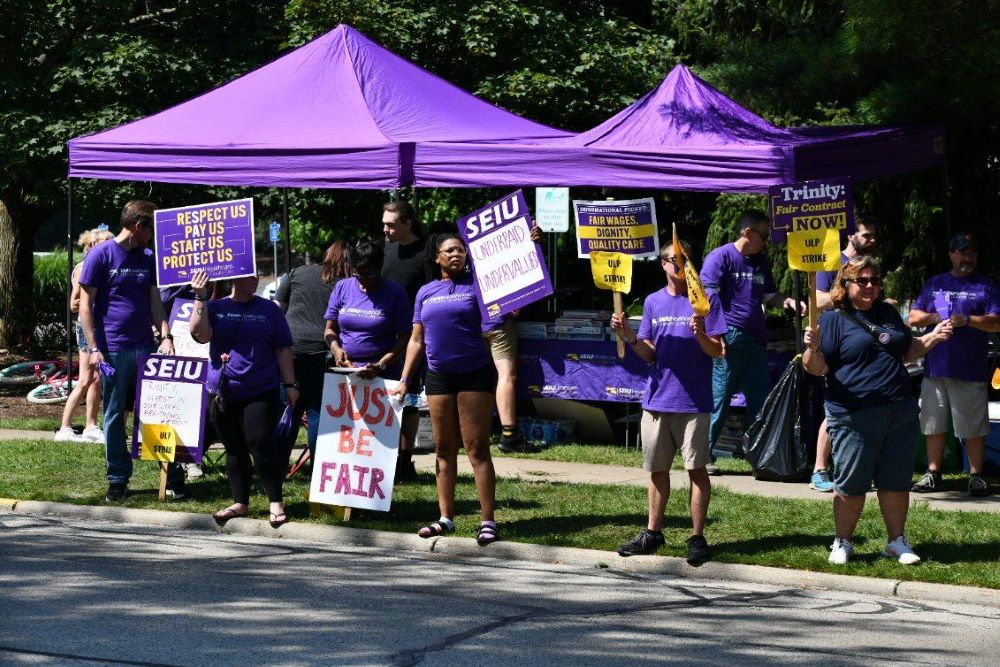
left=949, top=232, right=976, bottom=252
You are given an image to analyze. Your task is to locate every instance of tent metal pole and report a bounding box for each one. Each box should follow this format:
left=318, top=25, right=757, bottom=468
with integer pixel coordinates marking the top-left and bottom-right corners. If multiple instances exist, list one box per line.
left=942, top=161, right=952, bottom=241
left=66, top=179, right=75, bottom=391
left=282, top=189, right=291, bottom=273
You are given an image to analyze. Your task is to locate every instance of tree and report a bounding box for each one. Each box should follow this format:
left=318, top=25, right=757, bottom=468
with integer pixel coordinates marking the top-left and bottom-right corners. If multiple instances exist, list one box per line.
left=0, top=0, right=287, bottom=346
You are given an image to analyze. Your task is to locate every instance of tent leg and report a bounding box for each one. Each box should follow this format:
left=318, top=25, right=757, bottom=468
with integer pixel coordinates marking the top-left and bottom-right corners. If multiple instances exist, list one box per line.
left=941, top=162, right=952, bottom=241
left=66, top=179, right=74, bottom=391
left=282, top=189, right=291, bottom=274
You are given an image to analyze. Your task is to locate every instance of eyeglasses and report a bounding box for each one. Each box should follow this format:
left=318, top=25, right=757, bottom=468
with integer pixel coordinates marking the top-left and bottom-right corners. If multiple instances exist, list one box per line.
left=438, top=247, right=467, bottom=256
left=849, top=276, right=882, bottom=288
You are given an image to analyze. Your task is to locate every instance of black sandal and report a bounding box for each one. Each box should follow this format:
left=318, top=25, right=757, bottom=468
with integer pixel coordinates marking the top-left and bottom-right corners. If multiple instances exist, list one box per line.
left=477, top=520, right=499, bottom=546
left=212, top=506, right=248, bottom=526
left=418, top=520, right=454, bottom=538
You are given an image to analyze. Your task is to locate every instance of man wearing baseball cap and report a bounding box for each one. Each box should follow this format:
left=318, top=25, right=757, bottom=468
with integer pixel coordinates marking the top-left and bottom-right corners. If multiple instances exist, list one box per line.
left=909, top=233, right=1000, bottom=496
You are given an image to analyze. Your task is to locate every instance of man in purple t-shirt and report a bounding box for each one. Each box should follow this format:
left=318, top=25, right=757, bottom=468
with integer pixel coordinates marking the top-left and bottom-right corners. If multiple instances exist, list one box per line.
left=909, top=233, right=1000, bottom=497
left=700, top=210, right=804, bottom=474
left=610, top=241, right=727, bottom=563
left=79, top=200, right=179, bottom=502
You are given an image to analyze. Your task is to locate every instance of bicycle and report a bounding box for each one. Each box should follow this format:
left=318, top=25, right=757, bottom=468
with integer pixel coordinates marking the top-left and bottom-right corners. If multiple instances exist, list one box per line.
left=0, top=359, right=63, bottom=385
left=27, top=364, right=80, bottom=404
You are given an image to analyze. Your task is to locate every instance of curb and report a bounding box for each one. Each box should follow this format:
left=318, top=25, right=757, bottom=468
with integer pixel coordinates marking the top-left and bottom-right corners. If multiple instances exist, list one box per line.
left=6, top=499, right=999, bottom=609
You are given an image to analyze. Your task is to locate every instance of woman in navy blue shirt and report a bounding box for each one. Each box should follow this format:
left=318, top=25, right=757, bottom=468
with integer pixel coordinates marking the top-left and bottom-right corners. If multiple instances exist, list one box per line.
left=803, top=256, right=951, bottom=566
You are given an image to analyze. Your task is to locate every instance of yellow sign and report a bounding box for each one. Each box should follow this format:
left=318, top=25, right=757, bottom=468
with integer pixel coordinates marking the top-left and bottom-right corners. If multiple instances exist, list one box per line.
left=140, top=423, right=177, bottom=462
left=591, top=252, right=632, bottom=293
left=672, top=224, right=711, bottom=317
left=787, top=229, right=841, bottom=271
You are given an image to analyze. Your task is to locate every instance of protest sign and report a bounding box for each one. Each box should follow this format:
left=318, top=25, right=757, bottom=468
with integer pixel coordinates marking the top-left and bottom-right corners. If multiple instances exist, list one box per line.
left=154, top=198, right=256, bottom=288
left=535, top=187, right=570, bottom=232
left=132, top=355, right=208, bottom=464
left=310, top=373, right=403, bottom=512
left=573, top=198, right=659, bottom=259
left=168, top=299, right=209, bottom=359
left=672, top=224, right=710, bottom=317
left=139, top=424, right=177, bottom=462
left=768, top=177, right=854, bottom=243
left=590, top=252, right=632, bottom=293
left=786, top=228, right=842, bottom=272
left=458, top=190, right=554, bottom=320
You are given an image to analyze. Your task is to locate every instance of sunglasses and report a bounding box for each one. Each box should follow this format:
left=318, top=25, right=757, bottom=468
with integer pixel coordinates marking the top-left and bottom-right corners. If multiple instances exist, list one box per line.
left=137, top=216, right=154, bottom=230
left=352, top=268, right=379, bottom=279
left=849, top=276, right=882, bottom=288
left=661, top=256, right=679, bottom=268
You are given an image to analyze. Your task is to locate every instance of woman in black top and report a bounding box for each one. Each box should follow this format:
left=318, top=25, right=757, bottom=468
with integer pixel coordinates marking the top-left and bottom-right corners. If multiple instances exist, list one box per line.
left=275, top=241, right=351, bottom=458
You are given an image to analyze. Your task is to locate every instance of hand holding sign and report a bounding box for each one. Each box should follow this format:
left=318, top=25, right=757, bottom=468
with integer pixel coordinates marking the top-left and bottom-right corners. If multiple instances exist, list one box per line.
left=672, top=224, right=710, bottom=317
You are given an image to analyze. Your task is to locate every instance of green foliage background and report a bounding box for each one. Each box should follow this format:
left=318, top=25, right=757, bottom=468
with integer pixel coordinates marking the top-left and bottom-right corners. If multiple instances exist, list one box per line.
left=2, top=0, right=997, bottom=333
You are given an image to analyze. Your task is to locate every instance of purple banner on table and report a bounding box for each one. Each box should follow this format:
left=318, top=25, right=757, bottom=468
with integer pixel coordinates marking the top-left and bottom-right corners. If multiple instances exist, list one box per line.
left=517, top=338, right=793, bottom=406
left=131, top=355, right=208, bottom=464
left=457, top=190, right=553, bottom=320
left=768, top=177, right=854, bottom=244
left=573, top=198, right=659, bottom=259
left=154, top=198, right=256, bottom=288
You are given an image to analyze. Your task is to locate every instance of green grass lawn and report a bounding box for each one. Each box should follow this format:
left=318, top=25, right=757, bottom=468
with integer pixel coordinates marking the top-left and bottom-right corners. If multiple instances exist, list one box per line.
left=492, top=439, right=753, bottom=473
left=2, top=417, right=61, bottom=431
left=2, top=437, right=997, bottom=589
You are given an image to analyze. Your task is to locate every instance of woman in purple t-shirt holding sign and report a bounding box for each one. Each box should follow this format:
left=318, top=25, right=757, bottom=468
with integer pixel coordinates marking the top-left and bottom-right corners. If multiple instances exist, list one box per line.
left=189, top=269, right=299, bottom=529
left=390, top=234, right=500, bottom=545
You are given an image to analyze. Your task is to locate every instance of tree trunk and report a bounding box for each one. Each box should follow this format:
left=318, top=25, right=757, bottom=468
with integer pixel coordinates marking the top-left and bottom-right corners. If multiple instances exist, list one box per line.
left=0, top=198, right=35, bottom=348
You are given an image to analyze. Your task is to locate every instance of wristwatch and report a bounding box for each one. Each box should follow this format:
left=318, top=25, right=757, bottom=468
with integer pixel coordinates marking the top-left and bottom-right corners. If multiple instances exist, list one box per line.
left=88, top=347, right=100, bottom=354
left=194, top=294, right=208, bottom=302
left=163, top=334, right=174, bottom=341
left=283, top=382, right=300, bottom=390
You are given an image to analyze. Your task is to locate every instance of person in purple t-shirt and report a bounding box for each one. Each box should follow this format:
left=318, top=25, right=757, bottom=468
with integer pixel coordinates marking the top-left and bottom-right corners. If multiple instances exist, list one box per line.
left=700, top=210, right=804, bottom=474
left=189, top=269, right=299, bottom=528
left=810, top=217, right=878, bottom=493
left=910, top=233, right=1000, bottom=497
left=610, top=241, right=726, bottom=563
left=78, top=200, right=182, bottom=503
left=390, top=234, right=500, bottom=546
left=324, top=241, right=414, bottom=479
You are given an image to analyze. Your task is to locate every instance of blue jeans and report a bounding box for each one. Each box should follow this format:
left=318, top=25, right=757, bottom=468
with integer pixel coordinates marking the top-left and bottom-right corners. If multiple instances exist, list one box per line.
left=709, top=327, right=769, bottom=458
left=102, top=346, right=183, bottom=488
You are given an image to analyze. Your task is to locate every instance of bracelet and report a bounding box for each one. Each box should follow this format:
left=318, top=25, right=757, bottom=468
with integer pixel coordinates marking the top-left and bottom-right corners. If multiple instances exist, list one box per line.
left=194, top=294, right=208, bottom=302
left=163, top=334, right=174, bottom=341
left=399, top=377, right=408, bottom=385
left=88, top=347, right=100, bottom=354
left=283, top=382, right=299, bottom=389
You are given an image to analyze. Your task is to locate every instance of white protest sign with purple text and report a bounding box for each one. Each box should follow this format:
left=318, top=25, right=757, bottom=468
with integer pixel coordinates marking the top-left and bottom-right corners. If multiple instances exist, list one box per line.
left=310, top=373, right=403, bottom=512
left=154, top=198, right=256, bottom=288
left=168, top=299, right=209, bottom=359
left=131, top=355, right=208, bottom=464
left=458, top=190, right=553, bottom=320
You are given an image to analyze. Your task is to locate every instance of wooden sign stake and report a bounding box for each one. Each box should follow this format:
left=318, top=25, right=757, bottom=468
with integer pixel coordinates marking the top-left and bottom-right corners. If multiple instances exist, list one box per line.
left=808, top=271, right=819, bottom=330
left=613, top=292, right=625, bottom=359
left=158, top=463, right=168, bottom=502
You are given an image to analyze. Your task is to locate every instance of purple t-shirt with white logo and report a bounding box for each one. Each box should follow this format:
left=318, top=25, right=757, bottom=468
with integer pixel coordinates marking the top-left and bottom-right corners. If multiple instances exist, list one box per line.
left=816, top=252, right=850, bottom=293
left=413, top=274, right=495, bottom=374
left=324, top=278, right=412, bottom=364
left=913, top=272, right=1000, bottom=382
left=700, top=243, right=777, bottom=344
left=206, top=296, right=293, bottom=401
left=78, top=240, right=156, bottom=351
left=638, top=289, right=728, bottom=413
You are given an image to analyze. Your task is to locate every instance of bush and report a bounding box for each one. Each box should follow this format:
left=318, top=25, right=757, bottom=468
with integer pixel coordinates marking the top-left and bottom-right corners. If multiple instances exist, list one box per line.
left=34, top=250, right=70, bottom=328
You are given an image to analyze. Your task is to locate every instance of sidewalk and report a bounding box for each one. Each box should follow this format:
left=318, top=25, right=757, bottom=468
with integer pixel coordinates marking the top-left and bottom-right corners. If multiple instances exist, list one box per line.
left=3, top=428, right=997, bottom=513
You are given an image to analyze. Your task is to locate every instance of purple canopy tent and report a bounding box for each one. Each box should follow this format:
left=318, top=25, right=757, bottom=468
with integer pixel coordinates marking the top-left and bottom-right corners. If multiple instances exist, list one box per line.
left=68, top=24, right=569, bottom=189
left=414, top=64, right=946, bottom=192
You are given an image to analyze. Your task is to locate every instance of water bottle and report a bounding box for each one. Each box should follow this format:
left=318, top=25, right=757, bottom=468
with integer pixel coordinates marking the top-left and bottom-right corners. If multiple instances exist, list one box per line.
left=402, top=393, right=420, bottom=408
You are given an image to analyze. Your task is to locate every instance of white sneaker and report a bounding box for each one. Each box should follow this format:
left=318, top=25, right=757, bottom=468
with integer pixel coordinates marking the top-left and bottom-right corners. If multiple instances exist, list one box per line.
left=53, top=427, right=79, bottom=443
left=883, top=535, right=921, bottom=565
left=828, top=537, right=853, bottom=565
left=80, top=426, right=104, bottom=443
left=184, top=463, right=204, bottom=479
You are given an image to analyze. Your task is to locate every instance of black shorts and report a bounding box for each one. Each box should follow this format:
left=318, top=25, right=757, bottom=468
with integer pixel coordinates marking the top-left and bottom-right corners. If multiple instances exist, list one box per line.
left=424, top=364, right=498, bottom=396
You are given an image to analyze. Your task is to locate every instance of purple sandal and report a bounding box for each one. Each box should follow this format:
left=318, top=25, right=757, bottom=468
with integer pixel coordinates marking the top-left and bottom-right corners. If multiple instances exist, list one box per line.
left=418, top=520, right=454, bottom=538
left=477, top=520, right=499, bottom=546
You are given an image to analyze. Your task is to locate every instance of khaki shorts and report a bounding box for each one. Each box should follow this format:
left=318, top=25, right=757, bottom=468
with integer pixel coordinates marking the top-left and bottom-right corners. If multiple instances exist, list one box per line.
left=485, top=318, right=518, bottom=362
left=640, top=411, right=711, bottom=472
left=919, top=377, right=989, bottom=439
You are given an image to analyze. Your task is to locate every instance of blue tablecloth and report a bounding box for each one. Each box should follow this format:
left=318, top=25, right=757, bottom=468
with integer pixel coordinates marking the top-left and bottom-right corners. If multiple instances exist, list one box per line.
left=516, top=338, right=794, bottom=405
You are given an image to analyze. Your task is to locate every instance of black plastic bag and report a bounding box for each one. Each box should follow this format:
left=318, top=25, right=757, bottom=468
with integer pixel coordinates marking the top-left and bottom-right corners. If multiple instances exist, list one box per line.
left=742, top=360, right=812, bottom=482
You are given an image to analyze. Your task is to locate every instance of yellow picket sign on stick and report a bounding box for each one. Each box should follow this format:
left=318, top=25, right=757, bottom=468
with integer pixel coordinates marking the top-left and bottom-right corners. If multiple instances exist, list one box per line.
left=140, top=423, right=177, bottom=462
left=672, top=224, right=710, bottom=317
left=787, top=228, right=841, bottom=272
left=590, top=251, right=632, bottom=293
